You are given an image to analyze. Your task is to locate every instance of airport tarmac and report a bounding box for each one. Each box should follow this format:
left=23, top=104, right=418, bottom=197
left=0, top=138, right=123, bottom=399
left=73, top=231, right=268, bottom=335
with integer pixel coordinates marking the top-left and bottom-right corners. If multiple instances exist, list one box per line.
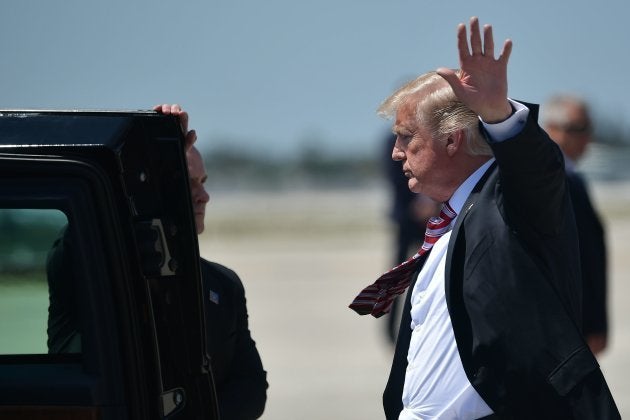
left=200, top=184, right=630, bottom=419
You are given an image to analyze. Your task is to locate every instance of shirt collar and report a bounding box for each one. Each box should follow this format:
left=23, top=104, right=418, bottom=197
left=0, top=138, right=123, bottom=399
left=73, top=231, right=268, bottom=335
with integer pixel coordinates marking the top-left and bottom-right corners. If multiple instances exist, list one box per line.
left=447, top=157, right=495, bottom=222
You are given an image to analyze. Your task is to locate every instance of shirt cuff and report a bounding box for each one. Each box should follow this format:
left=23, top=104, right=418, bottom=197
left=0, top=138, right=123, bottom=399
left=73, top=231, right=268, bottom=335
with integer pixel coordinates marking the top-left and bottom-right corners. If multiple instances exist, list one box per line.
left=481, top=99, right=530, bottom=143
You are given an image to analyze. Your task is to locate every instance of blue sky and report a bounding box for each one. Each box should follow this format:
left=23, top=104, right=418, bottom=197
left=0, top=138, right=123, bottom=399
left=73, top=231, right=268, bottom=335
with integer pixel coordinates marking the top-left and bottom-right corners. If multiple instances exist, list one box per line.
left=2, top=0, right=629, bottom=158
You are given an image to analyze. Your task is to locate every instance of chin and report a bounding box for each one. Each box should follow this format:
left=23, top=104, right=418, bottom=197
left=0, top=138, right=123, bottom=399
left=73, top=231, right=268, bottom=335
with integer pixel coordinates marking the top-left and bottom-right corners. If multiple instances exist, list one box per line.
left=195, top=219, right=205, bottom=234
left=408, top=179, right=422, bottom=194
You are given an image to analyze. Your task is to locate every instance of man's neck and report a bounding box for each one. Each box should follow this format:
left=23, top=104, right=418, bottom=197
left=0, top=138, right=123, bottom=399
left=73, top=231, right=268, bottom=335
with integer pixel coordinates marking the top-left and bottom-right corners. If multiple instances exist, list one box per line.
left=442, top=155, right=494, bottom=201
left=447, top=157, right=496, bottom=215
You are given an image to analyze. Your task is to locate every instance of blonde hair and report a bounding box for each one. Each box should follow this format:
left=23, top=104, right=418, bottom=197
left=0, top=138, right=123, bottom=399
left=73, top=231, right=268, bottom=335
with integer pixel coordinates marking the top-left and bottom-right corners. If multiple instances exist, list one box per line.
left=378, top=71, right=492, bottom=157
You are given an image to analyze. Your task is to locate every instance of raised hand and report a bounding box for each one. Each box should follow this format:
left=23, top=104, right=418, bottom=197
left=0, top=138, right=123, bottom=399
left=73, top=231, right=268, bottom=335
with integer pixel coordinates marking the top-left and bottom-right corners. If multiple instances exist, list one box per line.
left=153, top=103, right=197, bottom=151
left=437, top=17, right=513, bottom=123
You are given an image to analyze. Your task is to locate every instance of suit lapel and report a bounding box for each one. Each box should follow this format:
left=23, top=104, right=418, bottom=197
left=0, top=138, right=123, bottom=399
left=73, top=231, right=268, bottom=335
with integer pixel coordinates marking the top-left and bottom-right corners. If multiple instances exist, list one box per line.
left=445, top=161, right=498, bottom=310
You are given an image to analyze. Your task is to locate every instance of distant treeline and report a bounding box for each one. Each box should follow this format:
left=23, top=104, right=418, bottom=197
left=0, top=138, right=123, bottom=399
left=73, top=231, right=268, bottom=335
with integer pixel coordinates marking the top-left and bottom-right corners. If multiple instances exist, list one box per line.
left=202, top=123, right=630, bottom=189
left=202, top=146, right=383, bottom=190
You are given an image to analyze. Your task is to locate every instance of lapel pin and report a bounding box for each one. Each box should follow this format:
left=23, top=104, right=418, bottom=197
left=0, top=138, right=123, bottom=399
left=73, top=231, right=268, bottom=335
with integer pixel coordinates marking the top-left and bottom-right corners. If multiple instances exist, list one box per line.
left=208, top=290, right=220, bottom=305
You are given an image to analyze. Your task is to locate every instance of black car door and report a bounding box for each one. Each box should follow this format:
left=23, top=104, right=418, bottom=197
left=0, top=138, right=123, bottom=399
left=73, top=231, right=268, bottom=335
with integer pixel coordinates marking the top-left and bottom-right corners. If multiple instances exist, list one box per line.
left=0, top=111, right=218, bottom=420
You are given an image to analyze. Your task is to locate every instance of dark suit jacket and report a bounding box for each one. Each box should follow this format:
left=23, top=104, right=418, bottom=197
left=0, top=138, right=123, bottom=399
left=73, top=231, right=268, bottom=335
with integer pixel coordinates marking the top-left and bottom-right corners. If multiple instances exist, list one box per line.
left=566, top=171, right=608, bottom=337
left=383, top=106, right=619, bottom=419
left=200, top=259, right=268, bottom=420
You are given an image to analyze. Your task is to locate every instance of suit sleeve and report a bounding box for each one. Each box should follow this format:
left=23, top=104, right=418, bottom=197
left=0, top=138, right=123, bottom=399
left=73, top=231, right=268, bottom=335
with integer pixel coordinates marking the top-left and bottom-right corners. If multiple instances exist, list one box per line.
left=486, top=104, right=569, bottom=238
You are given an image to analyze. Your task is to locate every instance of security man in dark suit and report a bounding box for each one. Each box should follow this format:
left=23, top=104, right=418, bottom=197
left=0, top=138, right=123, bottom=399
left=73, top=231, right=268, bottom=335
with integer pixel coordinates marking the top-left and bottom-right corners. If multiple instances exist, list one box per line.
left=350, top=18, right=619, bottom=419
left=543, top=95, right=608, bottom=356
left=157, top=104, right=268, bottom=419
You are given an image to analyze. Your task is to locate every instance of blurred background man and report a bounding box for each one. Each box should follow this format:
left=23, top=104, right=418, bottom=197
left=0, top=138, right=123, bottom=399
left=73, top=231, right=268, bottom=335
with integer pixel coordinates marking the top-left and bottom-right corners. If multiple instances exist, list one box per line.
left=542, top=95, right=609, bottom=356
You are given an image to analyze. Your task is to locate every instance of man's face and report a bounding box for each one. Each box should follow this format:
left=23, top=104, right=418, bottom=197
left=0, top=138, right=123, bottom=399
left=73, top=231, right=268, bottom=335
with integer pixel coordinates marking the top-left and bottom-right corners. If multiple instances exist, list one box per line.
left=546, top=103, right=592, bottom=162
left=391, top=99, right=450, bottom=202
left=187, top=147, right=210, bottom=234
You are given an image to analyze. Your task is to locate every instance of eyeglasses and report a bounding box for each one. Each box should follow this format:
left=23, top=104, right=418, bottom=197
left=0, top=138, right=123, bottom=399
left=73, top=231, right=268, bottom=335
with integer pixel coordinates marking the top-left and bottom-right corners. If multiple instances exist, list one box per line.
left=559, top=122, right=592, bottom=135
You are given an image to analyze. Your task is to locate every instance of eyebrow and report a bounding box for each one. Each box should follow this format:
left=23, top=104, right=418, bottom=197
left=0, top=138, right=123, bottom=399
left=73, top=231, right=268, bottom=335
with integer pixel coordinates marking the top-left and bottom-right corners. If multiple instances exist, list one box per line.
left=392, top=124, right=412, bottom=136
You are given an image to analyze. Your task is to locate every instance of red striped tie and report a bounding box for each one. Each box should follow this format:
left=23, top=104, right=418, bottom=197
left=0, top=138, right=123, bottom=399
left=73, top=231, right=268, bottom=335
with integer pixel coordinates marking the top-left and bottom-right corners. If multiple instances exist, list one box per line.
left=349, top=202, right=457, bottom=318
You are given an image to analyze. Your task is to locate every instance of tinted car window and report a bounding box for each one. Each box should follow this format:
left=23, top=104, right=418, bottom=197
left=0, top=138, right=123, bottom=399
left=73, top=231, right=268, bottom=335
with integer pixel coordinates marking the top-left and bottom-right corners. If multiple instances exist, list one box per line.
left=0, top=208, right=71, bottom=356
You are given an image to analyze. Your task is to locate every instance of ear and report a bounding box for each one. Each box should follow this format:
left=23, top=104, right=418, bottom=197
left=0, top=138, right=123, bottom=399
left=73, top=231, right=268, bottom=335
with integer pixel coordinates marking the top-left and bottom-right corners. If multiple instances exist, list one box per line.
left=445, top=129, right=465, bottom=157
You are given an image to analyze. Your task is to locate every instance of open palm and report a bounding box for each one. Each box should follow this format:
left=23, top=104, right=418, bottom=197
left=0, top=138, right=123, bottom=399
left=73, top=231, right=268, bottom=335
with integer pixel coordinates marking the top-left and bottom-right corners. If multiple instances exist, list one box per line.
left=437, top=17, right=513, bottom=123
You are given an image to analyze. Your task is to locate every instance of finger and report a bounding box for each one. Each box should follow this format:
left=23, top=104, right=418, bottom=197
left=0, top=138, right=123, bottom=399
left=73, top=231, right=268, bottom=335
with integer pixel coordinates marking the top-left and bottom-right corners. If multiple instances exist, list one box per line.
left=456, top=23, right=470, bottom=61
left=178, top=110, right=189, bottom=134
left=498, top=39, right=513, bottom=65
left=469, top=16, right=482, bottom=55
left=483, top=24, right=494, bottom=58
left=152, top=104, right=162, bottom=112
left=171, top=104, right=181, bottom=114
left=184, top=129, right=197, bottom=151
left=159, top=104, right=172, bottom=115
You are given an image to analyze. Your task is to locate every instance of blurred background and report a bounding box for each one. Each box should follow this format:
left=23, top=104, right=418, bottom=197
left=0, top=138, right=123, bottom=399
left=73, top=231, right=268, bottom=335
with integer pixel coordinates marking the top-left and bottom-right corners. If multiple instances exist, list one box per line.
left=2, top=0, right=630, bottom=418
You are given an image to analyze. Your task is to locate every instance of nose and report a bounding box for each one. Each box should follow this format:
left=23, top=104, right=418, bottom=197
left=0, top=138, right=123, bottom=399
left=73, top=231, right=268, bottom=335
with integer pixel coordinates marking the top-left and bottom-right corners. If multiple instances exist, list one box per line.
left=392, top=142, right=405, bottom=161
left=192, top=182, right=210, bottom=205
left=197, top=187, right=210, bottom=204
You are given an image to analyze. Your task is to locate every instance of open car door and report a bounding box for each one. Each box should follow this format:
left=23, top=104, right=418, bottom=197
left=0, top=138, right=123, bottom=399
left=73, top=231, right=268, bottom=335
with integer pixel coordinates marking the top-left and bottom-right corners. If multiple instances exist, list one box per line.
left=0, top=110, right=219, bottom=419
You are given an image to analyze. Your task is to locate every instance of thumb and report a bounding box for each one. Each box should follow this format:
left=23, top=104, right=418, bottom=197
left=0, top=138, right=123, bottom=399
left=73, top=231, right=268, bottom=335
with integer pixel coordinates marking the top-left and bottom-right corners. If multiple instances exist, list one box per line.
left=436, top=67, right=460, bottom=91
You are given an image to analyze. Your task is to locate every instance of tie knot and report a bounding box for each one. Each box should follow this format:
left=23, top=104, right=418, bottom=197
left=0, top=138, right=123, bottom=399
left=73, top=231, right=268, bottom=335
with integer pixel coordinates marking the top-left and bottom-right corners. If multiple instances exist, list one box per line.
left=427, top=202, right=457, bottom=229
left=441, top=201, right=457, bottom=222
left=421, top=202, right=457, bottom=253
